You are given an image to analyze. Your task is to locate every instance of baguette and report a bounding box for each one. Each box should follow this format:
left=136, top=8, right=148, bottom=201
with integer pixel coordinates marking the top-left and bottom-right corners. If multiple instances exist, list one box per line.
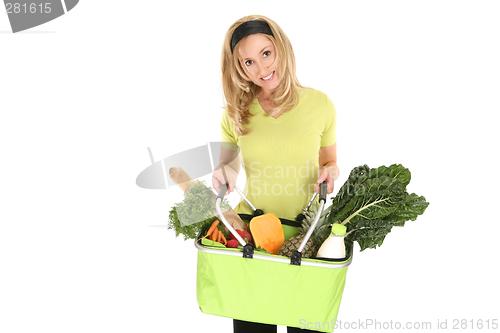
left=169, top=167, right=196, bottom=192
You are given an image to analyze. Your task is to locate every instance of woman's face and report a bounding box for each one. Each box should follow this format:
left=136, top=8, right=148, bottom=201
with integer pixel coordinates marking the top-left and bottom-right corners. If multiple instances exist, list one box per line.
left=237, top=33, right=280, bottom=94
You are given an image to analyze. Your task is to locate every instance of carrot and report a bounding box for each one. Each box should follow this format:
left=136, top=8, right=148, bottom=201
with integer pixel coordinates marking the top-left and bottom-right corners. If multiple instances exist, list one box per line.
left=220, top=232, right=227, bottom=245
left=213, top=229, right=220, bottom=242
left=216, top=229, right=222, bottom=243
left=204, top=220, right=220, bottom=239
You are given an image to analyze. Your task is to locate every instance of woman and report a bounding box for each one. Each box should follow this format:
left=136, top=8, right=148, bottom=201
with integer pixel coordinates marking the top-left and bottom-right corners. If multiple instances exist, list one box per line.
left=212, top=15, right=339, bottom=333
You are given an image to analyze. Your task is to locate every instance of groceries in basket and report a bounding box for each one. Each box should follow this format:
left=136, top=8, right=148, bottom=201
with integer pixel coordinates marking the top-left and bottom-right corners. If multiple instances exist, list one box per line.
left=169, top=164, right=429, bottom=259
left=199, top=214, right=282, bottom=255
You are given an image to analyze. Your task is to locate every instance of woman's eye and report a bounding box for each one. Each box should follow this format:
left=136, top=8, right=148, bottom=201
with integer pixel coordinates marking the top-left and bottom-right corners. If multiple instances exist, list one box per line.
left=263, top=51, right=271, bottom=57
left=245, top=60, right=253, bottom=66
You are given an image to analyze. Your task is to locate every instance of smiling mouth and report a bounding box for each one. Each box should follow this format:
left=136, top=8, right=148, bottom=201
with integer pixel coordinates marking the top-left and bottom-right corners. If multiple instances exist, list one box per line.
left=260, top=71, right=275, bottom=82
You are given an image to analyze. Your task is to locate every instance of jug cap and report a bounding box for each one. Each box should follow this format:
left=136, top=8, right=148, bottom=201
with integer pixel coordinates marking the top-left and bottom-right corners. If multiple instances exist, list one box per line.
left=331, top=223, right=347, bottom=236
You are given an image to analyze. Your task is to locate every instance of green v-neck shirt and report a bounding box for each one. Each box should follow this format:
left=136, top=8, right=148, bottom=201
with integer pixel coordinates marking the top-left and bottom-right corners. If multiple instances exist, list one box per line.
left=221, top=88, right=337, bottom=239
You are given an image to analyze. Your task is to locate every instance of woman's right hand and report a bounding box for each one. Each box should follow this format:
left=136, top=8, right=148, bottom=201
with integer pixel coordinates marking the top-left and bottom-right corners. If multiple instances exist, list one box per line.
left=212, top=163, right=238, bottom=196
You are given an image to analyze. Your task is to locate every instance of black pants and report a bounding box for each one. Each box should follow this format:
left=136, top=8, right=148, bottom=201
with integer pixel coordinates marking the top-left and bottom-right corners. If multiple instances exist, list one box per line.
left=234, top=319, right=321, bottom=332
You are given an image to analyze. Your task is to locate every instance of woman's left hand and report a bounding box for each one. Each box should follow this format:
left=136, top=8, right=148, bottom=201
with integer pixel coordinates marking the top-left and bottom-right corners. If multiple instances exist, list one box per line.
left=316, top=144, right=339, bottom=195
left=315, top=164, right=338, bottom=195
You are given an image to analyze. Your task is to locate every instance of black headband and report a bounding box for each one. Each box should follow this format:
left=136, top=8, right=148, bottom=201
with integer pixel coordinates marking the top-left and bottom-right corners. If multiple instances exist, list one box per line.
left=230, top=20, right=274, bottom=53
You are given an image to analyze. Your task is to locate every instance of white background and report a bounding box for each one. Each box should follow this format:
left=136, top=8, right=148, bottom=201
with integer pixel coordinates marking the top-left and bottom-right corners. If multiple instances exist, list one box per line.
left=1, top=1, right=499, bottom=332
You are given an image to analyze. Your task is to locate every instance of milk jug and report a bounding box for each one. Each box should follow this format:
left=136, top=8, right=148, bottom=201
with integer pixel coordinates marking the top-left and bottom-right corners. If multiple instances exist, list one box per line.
left=317, top=223, right=347, bottom=259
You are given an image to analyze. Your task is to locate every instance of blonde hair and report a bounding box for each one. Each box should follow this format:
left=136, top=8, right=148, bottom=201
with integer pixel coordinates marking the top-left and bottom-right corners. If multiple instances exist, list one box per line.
left=221, top=15, right=302, bottom=136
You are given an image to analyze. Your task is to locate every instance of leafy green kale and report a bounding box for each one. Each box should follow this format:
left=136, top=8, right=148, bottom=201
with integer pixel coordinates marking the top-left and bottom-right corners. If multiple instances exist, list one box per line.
left=167, top=181, right=232, bottom=240
left=325, top=164, right=429, bottom=251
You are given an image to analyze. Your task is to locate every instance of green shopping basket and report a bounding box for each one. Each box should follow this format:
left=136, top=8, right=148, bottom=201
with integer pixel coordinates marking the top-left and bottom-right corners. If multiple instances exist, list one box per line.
left=195, top=183, right=352, bottom=332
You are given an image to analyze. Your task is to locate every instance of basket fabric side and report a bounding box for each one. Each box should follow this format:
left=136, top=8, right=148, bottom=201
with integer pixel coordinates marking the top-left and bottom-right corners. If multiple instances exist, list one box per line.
left=196, top=250, right=348, bottom=332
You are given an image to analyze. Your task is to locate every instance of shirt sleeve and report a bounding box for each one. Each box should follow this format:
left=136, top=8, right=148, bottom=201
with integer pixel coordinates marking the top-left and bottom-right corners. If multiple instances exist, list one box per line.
left=221, top=109, right=238, bottom=149
left=320, top=95, right=337, bottom=147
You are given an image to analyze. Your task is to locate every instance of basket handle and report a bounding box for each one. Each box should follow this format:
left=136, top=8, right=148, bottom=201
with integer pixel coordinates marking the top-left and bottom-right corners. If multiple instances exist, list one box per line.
left=234, top=186, right=264, bottom=216
left=291, top=181, right=327, bottom=266
left=216, top=184, right=254, bottom=258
